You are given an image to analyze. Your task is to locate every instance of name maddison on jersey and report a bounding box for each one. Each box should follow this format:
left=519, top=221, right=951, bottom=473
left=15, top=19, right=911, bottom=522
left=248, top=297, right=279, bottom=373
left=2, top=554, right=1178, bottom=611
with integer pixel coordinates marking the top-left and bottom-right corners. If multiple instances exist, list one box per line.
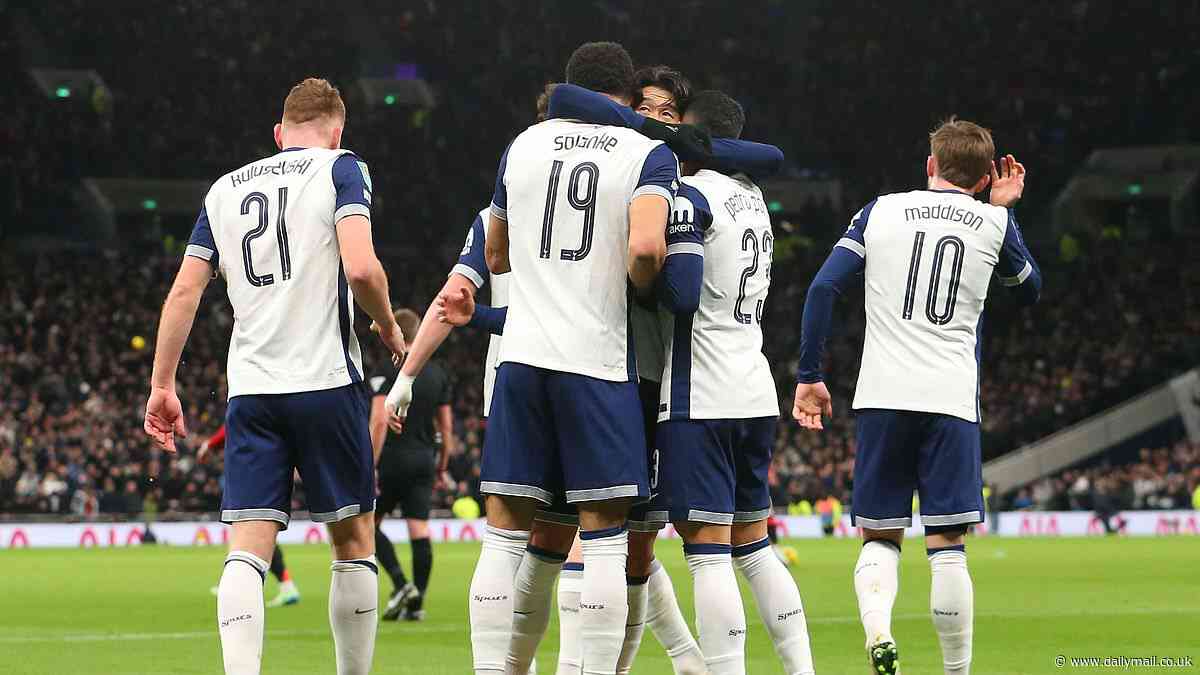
left=723, top=191, right=767, bottom=220
left=553, top=131, right=620, bottom=153
left=229, top=156, right=316, bottom=188
left=904, top=202, right=985, bottom=231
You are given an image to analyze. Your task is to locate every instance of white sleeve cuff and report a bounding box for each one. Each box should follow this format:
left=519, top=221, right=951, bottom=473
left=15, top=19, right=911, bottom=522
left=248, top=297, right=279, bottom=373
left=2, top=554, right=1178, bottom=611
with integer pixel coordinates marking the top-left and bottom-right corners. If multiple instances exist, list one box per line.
left=631, top=184, right=674, bottom=207
left=450, top=263, right=486, bottom=289
left=666, top=242, right=704, bottom=257
left=835, top=237, right=866, bottom=258
left=185, top=244, right=216, bottom=262
left=489, top=202, right=507, bottom=221
left=334, top=203, right=371, bottom=223
left=998, top=260, right=1033, bottom=286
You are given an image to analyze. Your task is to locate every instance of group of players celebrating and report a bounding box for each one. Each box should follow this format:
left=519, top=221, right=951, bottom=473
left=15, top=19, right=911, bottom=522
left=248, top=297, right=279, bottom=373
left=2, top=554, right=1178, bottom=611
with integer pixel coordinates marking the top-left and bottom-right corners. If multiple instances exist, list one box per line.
left=143, top=36, right=1040, bottom=675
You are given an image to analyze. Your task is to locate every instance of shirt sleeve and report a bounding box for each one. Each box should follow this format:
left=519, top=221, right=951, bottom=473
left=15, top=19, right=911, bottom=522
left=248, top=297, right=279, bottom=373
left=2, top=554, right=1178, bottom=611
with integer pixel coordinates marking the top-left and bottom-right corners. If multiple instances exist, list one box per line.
left=490, top=142, right=513, bottom=221
left=832, top=199, right=877, bottom=260
left=547, top=83, right=644, bottom=128
left=994, top=210, right=1042, bottom=305
left=332, top=153, right=372, bottom=224
left=449, top=214, right=489, bottom=289
left=656, top=185, right=708, bottom=313
left=186, top=205, right=219, bottom=267
left=796, top=244, right=866, bottom=383
left=466, top=303, right=507, bottom=336
left=709, top=139, right=785, bottom=179
left=633, top=143, right=679, bottom=206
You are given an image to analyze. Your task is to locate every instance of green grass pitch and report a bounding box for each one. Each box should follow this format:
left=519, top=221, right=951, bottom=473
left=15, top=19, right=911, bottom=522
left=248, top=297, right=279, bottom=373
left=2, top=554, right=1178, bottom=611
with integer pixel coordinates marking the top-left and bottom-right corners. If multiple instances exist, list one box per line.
left=2, top=536, right=1195, bottom=674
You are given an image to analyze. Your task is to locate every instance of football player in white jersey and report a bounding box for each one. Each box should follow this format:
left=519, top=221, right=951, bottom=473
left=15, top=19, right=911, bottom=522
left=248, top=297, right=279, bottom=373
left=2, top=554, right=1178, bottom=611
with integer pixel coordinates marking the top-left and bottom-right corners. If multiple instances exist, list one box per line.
left=793, top=119, right=1041, bottom=675
left=143, top=79, right=406, bottom=675
left=478, top=41, right=678, bottom=674
left=644, top=91, right=814, bottom=675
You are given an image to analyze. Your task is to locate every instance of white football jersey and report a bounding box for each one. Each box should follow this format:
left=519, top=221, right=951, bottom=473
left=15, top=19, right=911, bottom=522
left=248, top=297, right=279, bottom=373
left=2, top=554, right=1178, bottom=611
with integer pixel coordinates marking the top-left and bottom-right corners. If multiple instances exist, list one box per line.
left=186, top=147, right=372, bottom=398
left=450, top=207, right=509, bottom=416
left=491, top=119, right=678, bottom=381
left=848, top=189, right=1031, bottom=422
left=659, top=172, right=779, bottom=420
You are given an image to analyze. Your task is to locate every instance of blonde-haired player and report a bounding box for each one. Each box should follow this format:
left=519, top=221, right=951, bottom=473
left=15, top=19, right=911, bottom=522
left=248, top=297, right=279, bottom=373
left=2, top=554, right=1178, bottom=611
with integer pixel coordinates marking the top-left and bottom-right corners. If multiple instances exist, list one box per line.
left=144, top=78, right=405, bottom=675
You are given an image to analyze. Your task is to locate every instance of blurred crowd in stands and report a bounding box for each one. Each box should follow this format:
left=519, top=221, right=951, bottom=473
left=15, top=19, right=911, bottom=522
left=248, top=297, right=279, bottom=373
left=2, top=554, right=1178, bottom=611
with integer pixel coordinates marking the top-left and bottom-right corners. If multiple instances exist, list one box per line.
left=2, top=1, right=1198, bottom=518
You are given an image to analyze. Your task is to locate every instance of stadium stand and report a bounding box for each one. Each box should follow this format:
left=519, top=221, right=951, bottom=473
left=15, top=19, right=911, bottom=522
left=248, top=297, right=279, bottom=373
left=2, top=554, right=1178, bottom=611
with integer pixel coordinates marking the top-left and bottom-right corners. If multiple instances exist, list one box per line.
left=2, top=1, right=1198, bottom=518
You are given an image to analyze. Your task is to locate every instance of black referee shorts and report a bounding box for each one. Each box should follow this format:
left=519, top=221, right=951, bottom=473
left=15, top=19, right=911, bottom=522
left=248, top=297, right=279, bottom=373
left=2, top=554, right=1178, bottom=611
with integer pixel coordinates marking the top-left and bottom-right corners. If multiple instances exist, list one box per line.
left=377, top=449, right=437, bottom=521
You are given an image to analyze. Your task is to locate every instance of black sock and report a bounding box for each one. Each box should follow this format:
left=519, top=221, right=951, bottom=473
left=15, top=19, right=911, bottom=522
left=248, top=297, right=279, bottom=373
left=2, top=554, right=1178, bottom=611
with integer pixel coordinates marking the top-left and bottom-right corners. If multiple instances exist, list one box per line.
left=270, top=546, right=287, bottom=583
left=411, top=537, right=433, bottom=608
left=375, top=527, right=407, bottom=591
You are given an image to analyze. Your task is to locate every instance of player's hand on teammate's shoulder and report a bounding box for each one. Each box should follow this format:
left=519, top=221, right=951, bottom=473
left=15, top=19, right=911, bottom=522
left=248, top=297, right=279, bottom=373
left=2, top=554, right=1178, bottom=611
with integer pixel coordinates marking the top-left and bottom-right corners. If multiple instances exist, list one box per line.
left=641, top=118, right=713, bottom=163
left=143, top=386, right=187, bottom=453
left=792, top=381, right=833, bottom=431
left=435, top=287, right=475, bottom=327
left=989, top=154, right=1026, bottom=208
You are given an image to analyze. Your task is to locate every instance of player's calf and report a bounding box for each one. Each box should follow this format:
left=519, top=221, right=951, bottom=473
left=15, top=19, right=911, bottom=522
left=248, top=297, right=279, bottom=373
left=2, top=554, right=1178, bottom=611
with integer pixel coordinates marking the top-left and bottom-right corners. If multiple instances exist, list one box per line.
left=732, top=521, right=814, bottom=675
left=927, top=526, right=972, bottom=675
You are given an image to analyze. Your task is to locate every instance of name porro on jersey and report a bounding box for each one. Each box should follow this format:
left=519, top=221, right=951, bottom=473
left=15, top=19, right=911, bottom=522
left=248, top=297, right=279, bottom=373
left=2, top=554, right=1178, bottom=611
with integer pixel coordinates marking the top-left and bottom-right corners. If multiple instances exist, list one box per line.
left=230, top=157, right=316, bottom=189
left=722, top=191, right=767, bottom=220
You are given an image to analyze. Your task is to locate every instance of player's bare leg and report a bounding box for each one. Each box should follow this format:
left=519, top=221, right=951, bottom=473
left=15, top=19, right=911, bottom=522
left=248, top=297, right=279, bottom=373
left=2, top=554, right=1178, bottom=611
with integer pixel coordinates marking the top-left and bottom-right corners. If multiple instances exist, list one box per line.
left=557, top=536, right=585, bottom=675
left=218, top=520, right=277, bottom=675
left=926, top=527, right=972, bottom=675
left=676, top=522, right=746, bottom=675
left=574, top=498, right=634, bottom=675
left=856, top=527, right=903, bottom=675
left=327, top=512, right=378, bottom=675
left=507, top=518, right=576, bottom=673
left=471, top=495, right=538, bottom=674
left=732, top=519, right=814, bottom=675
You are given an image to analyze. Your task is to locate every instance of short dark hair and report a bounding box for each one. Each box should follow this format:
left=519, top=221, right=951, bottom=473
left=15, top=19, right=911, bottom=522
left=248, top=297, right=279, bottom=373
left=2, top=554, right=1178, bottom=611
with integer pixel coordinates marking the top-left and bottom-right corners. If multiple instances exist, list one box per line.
left=565, top=41, right=634, bottom=97
left=685, top=90, right=745, bottom=139
left=632, top=65, right=693, bottom=110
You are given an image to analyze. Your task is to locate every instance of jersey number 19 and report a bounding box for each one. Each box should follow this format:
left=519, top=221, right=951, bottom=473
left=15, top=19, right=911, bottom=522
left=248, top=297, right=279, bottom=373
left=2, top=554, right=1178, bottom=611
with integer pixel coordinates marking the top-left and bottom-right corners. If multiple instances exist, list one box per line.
left=539, top=160, right=599, bottom=262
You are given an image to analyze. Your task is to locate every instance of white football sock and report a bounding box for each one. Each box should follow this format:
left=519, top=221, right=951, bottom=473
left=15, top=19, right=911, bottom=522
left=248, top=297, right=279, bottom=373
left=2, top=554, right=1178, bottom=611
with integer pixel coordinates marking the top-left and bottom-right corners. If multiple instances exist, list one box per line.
left=556, top=563, right=584, bottom=675
left=579, top=527, right=630, bottom=675
left=218, top=551, right=268, bottom=675
left=645, top=559, right=707, bottom=675
left=470, top=525, right=530, bottom=673
left=929, top=546, right=973, bottom=675
left=733, top=538, right=814, bottom=675
left=685, top=544, right=746, bottom=675
left=854, top=540, right=901, bottom=647
left=507, top=546, right=566, bottom=673
left=615, top=575, right=649, bottom=674
left=329, top=558, right=378, bottom=675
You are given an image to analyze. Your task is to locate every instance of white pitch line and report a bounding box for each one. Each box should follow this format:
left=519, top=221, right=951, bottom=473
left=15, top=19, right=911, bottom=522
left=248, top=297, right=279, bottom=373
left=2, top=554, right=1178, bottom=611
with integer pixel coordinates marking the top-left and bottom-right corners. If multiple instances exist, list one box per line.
left=2, top=606, right=1194, bottom=644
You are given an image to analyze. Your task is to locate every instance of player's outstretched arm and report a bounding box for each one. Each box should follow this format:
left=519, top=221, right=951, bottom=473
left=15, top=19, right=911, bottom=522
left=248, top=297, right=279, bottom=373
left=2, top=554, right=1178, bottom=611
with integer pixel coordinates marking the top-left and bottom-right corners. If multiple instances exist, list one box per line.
left=709, top=138, right=785, bottom=178
left=547, top=83, right=712, bottom=162
left=145, top=256, right=212, bottom=452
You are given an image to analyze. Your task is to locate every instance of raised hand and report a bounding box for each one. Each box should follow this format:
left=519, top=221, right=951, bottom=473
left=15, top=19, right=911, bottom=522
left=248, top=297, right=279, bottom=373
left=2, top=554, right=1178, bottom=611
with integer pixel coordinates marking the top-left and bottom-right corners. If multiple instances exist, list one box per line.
left=436, top=286, right=476, bottom=327
left=989, top=154, right=1026, bottom=208
left=792, top=381, right=833, bottom=431
left=144, top=387, right=187, bottom=452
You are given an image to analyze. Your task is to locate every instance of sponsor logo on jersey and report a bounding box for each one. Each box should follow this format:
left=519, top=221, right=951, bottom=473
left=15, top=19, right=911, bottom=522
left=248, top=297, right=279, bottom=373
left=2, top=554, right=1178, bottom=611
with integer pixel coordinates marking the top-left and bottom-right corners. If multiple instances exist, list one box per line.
left=461, top=227, right=475, bottom=256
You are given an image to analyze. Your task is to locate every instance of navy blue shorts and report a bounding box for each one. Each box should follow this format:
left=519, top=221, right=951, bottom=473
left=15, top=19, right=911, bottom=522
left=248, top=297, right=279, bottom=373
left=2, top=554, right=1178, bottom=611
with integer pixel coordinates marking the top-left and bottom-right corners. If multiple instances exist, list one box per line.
left=652, top=417, right=776, bottom=525
left=628, top=378, right=666, bottom=532
left=852, top=408, right=984, bottom=530
left=221, top=384, right=374, bottom=528
left=482, top=362, right=649, bottom=504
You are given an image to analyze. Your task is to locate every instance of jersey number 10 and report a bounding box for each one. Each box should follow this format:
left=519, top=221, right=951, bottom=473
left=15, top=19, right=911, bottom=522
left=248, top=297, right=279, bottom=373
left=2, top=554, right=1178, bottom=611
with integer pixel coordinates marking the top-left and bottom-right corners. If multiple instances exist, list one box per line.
left=240, top=187, right=292, bottom=287
left=902, top=231, right=964, bottom=325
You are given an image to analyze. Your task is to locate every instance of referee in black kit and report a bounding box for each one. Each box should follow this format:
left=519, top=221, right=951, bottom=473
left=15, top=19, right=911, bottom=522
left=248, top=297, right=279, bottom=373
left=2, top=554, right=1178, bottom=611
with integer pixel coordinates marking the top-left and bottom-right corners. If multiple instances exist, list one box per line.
left=368, top=308, right=454, bottom=621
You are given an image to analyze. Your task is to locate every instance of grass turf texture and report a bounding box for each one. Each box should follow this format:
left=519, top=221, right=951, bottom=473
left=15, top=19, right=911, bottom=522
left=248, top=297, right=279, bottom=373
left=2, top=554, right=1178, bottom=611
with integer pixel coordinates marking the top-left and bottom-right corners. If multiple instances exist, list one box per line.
left=2, top=536, right=1195, bottom=674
